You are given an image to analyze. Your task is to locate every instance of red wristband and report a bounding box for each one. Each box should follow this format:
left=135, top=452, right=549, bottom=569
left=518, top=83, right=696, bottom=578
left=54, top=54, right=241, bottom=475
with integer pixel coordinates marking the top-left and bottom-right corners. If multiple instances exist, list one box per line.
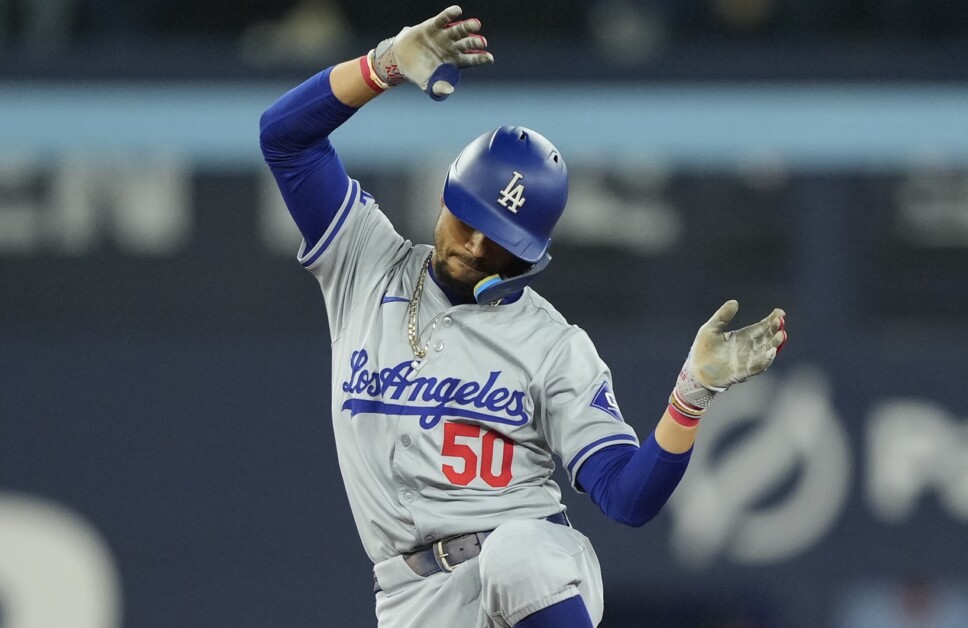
left=667, top=403, right=701, bottom=428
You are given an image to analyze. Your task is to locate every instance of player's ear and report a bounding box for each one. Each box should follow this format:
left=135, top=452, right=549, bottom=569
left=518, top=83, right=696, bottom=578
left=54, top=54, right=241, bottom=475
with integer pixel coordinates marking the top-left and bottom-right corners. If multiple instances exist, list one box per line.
left=436, top=197, right=449, bottom=224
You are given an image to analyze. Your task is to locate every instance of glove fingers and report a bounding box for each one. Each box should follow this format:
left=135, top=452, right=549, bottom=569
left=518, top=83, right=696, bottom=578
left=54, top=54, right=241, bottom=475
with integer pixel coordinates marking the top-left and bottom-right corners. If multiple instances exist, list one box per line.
left=454, top=34, right=488, bottom=53
left=743, top=308, right=785, bottom=340
left=774, top=325, right=788, bottom=353
left=748, top=315, right=786, bottom=375
left=766, top=309, right=787, bottom=350
left=433, top=5, right=465, bottom=29
left=705, top=299, right=739, bottom=332
left=455, top=51, right=495, bottom=68
left=770, top=329, right=786, bottom=348
left=444, top=18, right=483, bottom=40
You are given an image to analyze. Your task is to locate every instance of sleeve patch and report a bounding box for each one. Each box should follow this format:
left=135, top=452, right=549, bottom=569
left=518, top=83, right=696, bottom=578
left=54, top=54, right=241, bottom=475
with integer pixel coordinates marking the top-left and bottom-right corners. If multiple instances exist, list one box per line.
left=590, top=381, right=624, bottom=422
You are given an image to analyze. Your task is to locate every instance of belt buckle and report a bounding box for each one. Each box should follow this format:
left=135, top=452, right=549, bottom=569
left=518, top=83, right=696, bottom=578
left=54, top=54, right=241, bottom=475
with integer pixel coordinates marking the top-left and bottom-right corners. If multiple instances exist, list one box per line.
left=434, top=539, right=455, bottom=573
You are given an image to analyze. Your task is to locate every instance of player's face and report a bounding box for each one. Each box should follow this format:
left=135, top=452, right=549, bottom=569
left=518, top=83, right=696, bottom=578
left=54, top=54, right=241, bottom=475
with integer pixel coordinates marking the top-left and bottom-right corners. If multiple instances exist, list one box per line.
left=432, top=205, right=518, bottom=298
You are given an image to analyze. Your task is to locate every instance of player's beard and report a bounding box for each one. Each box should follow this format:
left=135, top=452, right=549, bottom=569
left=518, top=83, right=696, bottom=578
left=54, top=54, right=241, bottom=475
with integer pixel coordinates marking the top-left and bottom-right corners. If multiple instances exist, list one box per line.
left=431, top=253, right=477, bottom=300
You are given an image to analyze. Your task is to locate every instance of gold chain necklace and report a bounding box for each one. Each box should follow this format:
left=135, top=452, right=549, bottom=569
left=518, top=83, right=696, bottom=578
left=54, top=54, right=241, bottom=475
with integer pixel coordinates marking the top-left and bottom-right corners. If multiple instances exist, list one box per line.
left=407, top=250, right=503, bottom=361
left=407, top=252, right=434, bottom=360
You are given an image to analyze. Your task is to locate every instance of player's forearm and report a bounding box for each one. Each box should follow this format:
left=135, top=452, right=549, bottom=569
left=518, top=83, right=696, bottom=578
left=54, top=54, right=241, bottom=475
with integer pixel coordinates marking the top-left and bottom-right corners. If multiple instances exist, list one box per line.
left=578, top=434, right=691, bottom=527
left=330, top=58, right=385, bottom=108
left=259, top=66, right=359, bottom=159
left=654, top=411, right=698, bottom=453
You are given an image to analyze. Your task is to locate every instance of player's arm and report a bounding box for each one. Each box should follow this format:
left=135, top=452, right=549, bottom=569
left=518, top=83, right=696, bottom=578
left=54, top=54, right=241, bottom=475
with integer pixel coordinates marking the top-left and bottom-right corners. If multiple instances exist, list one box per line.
left=259, top=68, right=357, bottom=250
left=259, top=5, right=493, bottom=247
left=578, top=302, right=787, bottom=526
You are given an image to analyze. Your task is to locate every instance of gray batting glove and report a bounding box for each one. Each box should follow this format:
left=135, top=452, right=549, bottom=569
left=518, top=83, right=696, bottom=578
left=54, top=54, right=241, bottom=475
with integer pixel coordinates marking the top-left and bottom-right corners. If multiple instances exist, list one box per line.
left=372, top=5, right=494, bottom=100
left=675, top=301, right=787, bottom=410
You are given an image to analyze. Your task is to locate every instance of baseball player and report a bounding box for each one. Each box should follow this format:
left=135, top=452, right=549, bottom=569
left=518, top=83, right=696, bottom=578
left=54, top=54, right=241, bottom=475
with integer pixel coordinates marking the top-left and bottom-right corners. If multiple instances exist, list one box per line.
left=259, top=6, right=787, bottom=627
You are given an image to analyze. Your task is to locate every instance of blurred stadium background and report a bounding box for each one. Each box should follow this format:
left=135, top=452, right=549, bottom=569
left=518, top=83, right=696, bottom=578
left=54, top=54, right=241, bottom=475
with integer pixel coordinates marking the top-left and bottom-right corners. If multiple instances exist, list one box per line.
left=2, top=1, right=968, bottom=626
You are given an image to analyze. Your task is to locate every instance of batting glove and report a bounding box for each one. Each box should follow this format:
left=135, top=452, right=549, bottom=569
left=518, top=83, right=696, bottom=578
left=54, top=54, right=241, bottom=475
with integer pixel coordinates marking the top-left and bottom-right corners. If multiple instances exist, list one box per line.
left=669, top=301, right=787, bottom=424
left=371, top=5, right=494, bottom=100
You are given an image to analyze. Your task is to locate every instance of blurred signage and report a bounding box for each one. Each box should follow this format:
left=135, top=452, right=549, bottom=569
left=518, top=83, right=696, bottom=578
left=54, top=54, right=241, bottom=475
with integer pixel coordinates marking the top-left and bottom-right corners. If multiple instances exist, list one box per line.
left=0, top=157, right=191, bottom=255
left=896, top=168, right=968, bottom=247
left=669, top=366, right=968, bottom=568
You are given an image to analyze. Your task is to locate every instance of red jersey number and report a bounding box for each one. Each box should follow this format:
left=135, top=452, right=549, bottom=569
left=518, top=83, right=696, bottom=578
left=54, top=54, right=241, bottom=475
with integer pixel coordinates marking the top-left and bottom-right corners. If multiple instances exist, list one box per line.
left=441, top=421, right=514, bottom=488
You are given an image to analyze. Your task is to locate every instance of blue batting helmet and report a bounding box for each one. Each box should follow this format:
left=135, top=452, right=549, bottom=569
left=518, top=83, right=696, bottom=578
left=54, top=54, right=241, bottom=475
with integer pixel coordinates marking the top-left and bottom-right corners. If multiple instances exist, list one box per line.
left=442, top=126, right=568, bottom=302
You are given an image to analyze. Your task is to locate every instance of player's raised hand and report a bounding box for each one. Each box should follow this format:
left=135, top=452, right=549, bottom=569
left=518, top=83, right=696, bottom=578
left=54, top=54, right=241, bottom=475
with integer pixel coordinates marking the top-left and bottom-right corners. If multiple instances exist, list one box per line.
left=673, top=301, right=787, bottom=412
left=371, top=5, right=494, bottom=100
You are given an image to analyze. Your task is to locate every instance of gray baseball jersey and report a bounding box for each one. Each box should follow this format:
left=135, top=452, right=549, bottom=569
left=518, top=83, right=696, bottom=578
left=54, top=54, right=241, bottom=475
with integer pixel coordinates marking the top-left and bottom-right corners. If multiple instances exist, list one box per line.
left=302, top=177, right=638, bottom=564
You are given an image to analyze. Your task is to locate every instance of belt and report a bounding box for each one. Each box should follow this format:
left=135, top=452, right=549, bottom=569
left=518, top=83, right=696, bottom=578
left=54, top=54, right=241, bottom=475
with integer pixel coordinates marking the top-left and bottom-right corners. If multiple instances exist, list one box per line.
left=373, top=512, right=570, bottom=594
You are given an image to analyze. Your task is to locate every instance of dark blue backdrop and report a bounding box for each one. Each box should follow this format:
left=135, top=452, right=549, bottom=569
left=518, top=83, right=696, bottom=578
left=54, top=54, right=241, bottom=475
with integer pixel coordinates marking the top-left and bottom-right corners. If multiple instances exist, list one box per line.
left=2, top=167, right=967, bottom=627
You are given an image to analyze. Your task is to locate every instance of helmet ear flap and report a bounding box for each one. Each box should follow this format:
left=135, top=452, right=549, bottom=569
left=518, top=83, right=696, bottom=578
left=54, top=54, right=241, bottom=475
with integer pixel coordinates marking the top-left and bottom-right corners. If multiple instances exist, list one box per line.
left=473, top=254, right=551, bottom=304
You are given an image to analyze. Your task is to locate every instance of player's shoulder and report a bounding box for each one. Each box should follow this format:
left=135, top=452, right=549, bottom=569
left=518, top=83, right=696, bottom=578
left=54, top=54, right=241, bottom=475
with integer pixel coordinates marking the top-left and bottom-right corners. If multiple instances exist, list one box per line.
left=511, top=290, right=606, bottom=375
left=515, top=288, right=566, bottom=322
left=514, top=289, right=591, bottom=342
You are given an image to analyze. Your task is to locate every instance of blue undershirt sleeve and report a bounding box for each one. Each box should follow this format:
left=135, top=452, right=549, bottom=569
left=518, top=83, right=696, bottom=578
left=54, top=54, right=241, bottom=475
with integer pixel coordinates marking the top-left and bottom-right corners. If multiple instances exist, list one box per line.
left=576, top=433, right=692, bottom=527
left=259, top=67, right=359, bottom=249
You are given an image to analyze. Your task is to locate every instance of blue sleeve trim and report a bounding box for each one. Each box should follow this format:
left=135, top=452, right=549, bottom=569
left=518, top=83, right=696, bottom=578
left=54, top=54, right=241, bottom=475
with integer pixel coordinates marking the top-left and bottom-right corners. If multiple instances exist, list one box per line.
left=576, top=432, right=692, bottom=527
left=299, top=179, right=360, bottom=268
left=566, top=433, right=639, bottom=475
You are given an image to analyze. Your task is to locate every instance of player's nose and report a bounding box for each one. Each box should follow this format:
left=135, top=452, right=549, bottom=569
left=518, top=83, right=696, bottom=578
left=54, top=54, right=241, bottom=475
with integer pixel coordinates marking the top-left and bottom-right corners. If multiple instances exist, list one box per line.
left=465, top=230, right=489, bottom=257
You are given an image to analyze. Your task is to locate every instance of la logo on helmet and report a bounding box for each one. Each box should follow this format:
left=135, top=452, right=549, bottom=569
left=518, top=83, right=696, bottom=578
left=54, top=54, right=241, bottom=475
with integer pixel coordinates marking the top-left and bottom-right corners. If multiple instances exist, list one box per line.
left=497, top=171, right=526, bottom=213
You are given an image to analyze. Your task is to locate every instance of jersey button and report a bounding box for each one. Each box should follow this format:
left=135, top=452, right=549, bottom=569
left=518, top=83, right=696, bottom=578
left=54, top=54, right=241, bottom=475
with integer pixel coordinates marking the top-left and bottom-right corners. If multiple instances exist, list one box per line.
left=433, top=341, right=444, bottom=352
left=424, top=535, right=434, bottom=543
left=442, top=316, right=453, bottom=327
left=404, top=491, right=415, bottom=503
left=400, top=435, right=411, bottom=447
